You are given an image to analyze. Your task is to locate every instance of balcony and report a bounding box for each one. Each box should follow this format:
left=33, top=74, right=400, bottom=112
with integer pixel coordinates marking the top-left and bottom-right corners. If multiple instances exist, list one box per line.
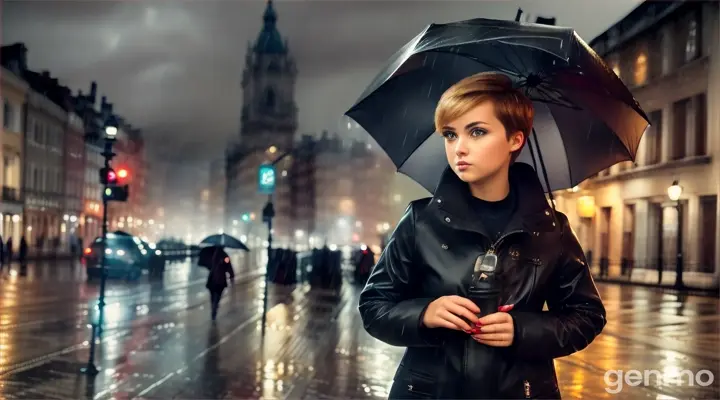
left=2, top=186, right=21, bottom=203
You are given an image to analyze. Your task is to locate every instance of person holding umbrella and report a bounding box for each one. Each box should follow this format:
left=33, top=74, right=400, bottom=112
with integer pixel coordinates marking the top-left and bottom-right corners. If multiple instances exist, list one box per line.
left=201, top=245, right=235, bottom=321
left=350, top=15, right=650, bottom=399
left=358, top=71, right=607, bottom=399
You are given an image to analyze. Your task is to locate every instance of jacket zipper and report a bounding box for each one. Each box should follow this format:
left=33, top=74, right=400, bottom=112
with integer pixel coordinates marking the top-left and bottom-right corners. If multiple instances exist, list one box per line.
left=462, top=230, right=526, bottom=382
left=524, top=379, right=531, bottom=398
left=486, top=229, right=525, bottom=256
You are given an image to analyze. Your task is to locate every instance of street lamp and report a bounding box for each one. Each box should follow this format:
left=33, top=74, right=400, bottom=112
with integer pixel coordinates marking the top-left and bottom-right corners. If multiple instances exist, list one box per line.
left=81, top=114, right=118, bottom=376
left=667, top=180, right=684, bottom=288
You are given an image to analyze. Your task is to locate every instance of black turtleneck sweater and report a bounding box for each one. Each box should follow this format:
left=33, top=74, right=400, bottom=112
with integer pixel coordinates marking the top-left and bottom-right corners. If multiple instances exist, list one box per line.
left=467, top=184, right=518, bottom=242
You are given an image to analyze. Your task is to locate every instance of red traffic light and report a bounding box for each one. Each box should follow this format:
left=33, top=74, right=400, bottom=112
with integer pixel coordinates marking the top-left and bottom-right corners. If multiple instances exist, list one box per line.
left=107, top=169, right=117, bottom=184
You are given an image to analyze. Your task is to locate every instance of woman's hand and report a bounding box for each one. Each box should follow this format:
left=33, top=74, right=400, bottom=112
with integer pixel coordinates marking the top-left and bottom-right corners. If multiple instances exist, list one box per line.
left=471, top=304, right=515, bottom=347
left=422, top=295, right=481, bottom=331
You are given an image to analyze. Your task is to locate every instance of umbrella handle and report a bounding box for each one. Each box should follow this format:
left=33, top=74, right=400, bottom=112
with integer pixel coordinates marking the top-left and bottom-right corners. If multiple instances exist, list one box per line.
left=529, top=127, right=559, bottom=218
left=514, top=8, right=523, bottom=22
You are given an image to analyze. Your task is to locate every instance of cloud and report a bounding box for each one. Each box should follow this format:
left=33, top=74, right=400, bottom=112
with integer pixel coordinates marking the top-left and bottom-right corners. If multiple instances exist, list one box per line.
left=2, top=0, right=641, bottom=165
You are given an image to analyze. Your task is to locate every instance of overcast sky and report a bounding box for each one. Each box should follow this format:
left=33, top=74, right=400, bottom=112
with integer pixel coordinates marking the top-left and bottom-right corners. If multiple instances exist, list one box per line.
left=3, top=0, right=640, bottom=165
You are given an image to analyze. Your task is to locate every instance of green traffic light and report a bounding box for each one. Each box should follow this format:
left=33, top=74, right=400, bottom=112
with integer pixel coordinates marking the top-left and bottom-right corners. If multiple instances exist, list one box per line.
left=105, top=188, right=112, bottom=196
left=241, top=213, right=250, bottom=222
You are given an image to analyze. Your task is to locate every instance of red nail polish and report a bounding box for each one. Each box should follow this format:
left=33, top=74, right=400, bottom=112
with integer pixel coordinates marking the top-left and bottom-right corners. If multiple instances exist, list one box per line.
left=470, top=327, right=481, bottom=334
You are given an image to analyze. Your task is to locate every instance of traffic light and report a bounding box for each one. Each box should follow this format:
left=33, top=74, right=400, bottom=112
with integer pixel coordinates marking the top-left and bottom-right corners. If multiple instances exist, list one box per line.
left=103, top=185, right=129, bottom=202
left=100, top=167, right=117, bottom=185
left=117, top=168, right=129, bottom=180
left=241, top=213, right=250, bottom=222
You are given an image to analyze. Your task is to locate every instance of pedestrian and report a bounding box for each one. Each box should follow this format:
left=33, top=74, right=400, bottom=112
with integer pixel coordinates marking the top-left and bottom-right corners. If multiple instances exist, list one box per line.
left=6, top=237, right=13, bottom=265
left=19, top=236, right=28, bottom=266
left=0, top=234, right=4, bottom=269
left=358, top=72, right=606, bottom=399
left=206, top=248, right=235, bottom=321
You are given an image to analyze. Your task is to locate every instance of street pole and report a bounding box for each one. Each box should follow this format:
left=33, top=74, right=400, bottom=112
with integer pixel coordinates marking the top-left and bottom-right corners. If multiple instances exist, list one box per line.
left=261, top=195, right=274, bottom=337
left=674, top=201, right=684, bottom=289
left=82, top=123, right=116, bottom=376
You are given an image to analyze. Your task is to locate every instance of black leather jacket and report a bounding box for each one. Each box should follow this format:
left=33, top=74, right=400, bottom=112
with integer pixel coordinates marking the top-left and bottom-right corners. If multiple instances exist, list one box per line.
left=358, top=163, right=606, bottom=399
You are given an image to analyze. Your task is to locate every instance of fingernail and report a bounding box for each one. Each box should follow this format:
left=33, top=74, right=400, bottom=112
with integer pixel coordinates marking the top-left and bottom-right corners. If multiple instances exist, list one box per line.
left=463, top=329, right=471, bottom=333
left=475, top=320, right=483, bottom=326
left=498, top=304, right=514, bottom=312
left=470, top=327, right=481, bottom=334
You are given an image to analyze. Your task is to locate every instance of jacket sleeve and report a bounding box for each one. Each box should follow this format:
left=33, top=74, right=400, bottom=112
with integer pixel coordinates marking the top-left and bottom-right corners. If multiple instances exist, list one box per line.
left=358, top=202, right=440, bottom=348
left=509, top=213, right=607, bottom=359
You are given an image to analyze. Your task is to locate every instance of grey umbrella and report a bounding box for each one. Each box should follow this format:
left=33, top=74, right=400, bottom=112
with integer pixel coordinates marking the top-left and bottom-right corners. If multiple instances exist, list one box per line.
left=345, top=16, right=650, bottom=195
left=199, top=234, right=249, bottom=251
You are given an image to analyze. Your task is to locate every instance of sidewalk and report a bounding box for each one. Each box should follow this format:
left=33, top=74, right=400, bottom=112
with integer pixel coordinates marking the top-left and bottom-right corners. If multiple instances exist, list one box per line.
left=592, top=268, right=719, bottom=296
left=1, top=281, right=717, bottom=400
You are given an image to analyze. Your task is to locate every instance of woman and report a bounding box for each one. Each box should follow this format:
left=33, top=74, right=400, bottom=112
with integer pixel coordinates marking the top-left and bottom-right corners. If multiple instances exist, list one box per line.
left=358, top=72, right=606, bottom=399
left=206, top=247, right=235, bottom=321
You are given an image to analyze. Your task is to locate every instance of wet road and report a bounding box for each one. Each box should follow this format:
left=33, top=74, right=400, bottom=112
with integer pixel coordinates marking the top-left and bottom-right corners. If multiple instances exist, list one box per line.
left=0, top=259, right=717, bottom=399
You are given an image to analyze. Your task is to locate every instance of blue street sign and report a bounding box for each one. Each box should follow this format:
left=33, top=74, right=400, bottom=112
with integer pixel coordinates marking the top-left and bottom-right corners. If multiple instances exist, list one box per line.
left=258, top=164, right=276, bottom=194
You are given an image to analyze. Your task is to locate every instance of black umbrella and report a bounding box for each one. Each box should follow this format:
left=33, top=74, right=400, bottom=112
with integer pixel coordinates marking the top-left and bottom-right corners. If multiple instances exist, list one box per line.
left=199, top=234, right=249, bottom=251
left=345, top=16, right=649, bottom=196
left=197, top=245, right=230, bottom=269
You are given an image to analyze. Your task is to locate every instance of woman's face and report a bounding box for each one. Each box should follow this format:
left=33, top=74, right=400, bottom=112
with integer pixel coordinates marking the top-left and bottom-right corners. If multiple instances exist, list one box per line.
left=441, top=101, right=524, bottom=185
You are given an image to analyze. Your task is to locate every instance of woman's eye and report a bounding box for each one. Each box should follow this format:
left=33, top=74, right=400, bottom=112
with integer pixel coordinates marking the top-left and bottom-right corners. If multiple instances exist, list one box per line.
left=470, top=128, right=486, bottom=137
left=442, top=131, right=457, bottom=140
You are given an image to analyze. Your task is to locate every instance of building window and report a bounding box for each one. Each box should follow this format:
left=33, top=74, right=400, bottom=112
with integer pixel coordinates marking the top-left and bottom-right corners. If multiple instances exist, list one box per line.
left=671, top=98, right=689, bottom=160
left=685, top=18, right=698, bottom=62
left=633, top=53, right=647, bottom=86
left=3, top=100, right=12, bottom=130
left=695, top=93, right=707, bottom=156
left=645, top=110, right=662, bottom=165
left=699, top=195, right=717, bottom=273
left=264, top=88, right=276, bottom=109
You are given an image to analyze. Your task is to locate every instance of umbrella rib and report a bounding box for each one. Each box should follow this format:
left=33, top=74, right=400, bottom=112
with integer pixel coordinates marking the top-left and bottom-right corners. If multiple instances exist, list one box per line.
left=500, top=43, right=530, bottom=77
left=535, top=85, right=581, bottom=110
left=432, top=49, right=522, bottom=78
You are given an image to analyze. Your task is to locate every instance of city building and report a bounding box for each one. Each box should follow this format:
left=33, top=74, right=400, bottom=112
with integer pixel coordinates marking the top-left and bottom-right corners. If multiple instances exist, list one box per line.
left=552, top=1, right=720, bottom=288
left=288, top=134, right=316, bottom=248
left=23, top=70, right=67, bottom=254
left=285, top=132, right=394, bottom=250
left=208, top=158, right=226, bottom=233
left=0, top=64, right=27, bottom=247
left=74, top=82, right=104, bottom=245
left=62, top=109, right=85, bottom=251
left=108, top=111, right=149, bottom=239
left=226, top=0, right=298, bottom=246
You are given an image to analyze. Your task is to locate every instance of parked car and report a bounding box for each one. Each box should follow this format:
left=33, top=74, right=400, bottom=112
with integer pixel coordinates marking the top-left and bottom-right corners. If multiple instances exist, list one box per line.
left=83, top=232, right=164, bottom=281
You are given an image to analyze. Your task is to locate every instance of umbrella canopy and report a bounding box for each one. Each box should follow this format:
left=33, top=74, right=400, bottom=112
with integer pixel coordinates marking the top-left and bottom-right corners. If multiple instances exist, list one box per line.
left=199, top=234, right=249, bottom=251
left=345, top=17, right=649, bottom=193
left=197, top=245, right=230, bottom=269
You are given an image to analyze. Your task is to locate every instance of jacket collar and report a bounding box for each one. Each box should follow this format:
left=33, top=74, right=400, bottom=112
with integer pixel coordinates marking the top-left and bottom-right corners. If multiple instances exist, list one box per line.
left=420, top=162, right=558, bottom=239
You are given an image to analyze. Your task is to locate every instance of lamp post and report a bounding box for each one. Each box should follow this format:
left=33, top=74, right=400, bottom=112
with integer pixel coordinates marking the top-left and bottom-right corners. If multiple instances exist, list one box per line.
left=81, top=115, right=118, bottom=375
left=667, top=180, right=684, bottom=289
left=258, top=144, right=310, bottom=336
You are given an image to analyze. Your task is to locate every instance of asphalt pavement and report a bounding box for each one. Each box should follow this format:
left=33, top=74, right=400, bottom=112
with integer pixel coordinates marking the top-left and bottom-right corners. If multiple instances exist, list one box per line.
left=0, top=258, right=717, bottom=400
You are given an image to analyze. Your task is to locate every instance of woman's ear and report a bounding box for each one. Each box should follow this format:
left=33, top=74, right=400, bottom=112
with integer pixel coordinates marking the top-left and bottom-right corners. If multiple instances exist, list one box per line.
left=509, top=131, right=525, bottom=153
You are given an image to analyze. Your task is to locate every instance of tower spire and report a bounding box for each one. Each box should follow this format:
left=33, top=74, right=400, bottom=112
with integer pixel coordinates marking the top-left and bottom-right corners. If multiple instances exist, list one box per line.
left=254, top=0, right=286, bottom=54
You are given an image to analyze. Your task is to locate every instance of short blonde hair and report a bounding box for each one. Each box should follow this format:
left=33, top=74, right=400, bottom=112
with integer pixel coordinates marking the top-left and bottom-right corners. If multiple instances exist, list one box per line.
left=434, top=72, right=534, bottom=160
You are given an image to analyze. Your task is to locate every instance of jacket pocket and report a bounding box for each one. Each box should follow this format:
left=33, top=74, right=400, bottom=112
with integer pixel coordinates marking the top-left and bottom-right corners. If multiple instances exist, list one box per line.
left=519, top=361, right=561, bottom=399
left=390, top=368, right=438, bottom=399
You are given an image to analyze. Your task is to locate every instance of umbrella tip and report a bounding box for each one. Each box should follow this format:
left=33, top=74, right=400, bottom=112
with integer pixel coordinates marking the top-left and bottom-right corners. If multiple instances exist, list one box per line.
left=515, top=8, right=523, bottom=22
